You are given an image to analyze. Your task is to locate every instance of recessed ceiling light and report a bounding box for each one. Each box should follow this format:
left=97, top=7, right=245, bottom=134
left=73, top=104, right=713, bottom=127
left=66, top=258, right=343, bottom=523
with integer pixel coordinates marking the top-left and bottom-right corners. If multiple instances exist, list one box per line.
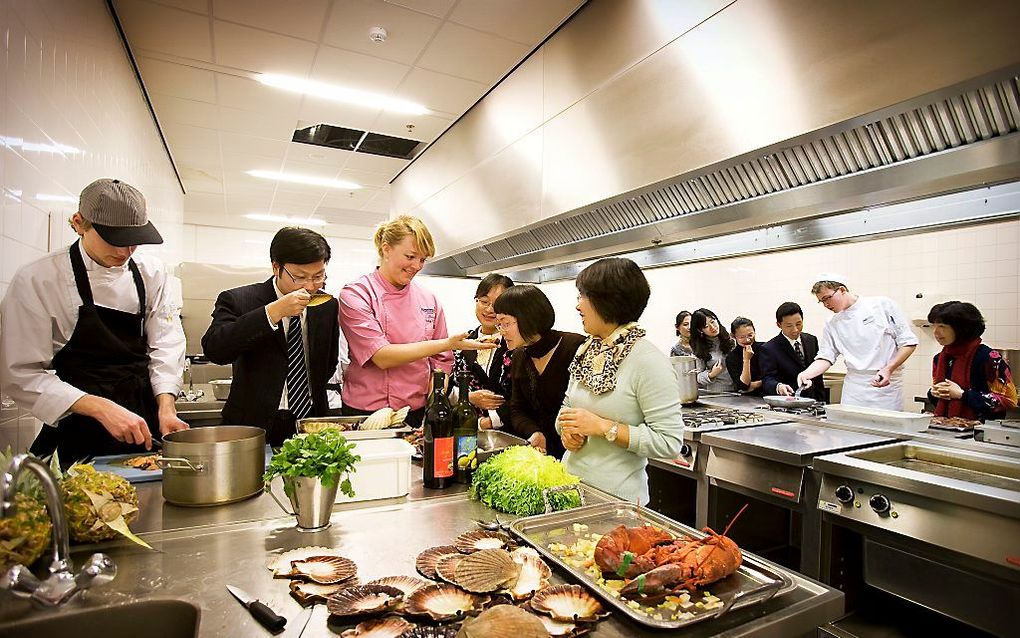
left=245, top=213, right=328, bottom=227
left=256, top=73, right=429, bottom=115
left=246, top=169, right=361, bottom=190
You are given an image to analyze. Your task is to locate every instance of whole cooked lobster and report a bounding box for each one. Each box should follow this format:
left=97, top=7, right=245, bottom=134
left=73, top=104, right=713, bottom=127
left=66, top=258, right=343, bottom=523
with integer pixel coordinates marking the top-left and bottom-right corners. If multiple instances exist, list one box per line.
left=593, top=524, right=674, bottom=579
left=618, top=529, right=742, bottom=598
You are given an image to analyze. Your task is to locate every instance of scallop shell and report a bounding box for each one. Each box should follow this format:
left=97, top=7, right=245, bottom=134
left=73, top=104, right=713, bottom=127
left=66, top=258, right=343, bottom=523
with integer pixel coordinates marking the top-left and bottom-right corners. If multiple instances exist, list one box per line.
left=361, top=407, right=395, bottom=430
left=454, top=530, right=512, bottom=554
left=510, top=546, right=540, bottom=562
left=391, top=406, right=410, bottom=425
left=505, top=553, right=551, bottom=600
left=366, top=575, right=432, bottom=596
left=435, top=554, right=465, bottom=584
left=339, top=616, right=415, bottom=638
left=415, top=545, right=460, bottom=580
left=289, top=579, right=357, bottom=606
left=400, top=627, right=459, bottom=638
left=325, top=584, right=404, bottom=618
left=455, top=605, right=547, bottom=638
left=530, top=585, right=605, bottom=622
left=454, top=549, right=520, bottom=593
left=404, top=583, right=491, bottom=622
left=291, top=555, right=358, bottom=584
left=268, top=546, right=345, bottom=576
left=535, top=615, right=591, bottom=637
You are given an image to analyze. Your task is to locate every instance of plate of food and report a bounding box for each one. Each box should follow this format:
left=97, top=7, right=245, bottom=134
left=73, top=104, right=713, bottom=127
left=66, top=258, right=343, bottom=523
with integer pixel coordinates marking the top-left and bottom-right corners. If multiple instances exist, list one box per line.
left=92, top=452, right=164, bottom=483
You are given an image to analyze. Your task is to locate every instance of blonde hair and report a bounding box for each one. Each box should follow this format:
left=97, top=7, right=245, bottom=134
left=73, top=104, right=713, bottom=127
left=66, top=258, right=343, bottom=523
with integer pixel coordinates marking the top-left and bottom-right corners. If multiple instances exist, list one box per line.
left=374, top=215, right=435, bottom=260
left=68, top=214, right=92, bottom=232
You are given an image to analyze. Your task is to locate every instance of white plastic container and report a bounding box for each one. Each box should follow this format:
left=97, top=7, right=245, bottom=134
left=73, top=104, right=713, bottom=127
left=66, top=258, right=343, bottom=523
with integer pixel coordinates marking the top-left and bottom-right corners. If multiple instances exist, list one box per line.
left=824, top=403, right=931, bottom=432
left=336, top=438, right=414, bottom=504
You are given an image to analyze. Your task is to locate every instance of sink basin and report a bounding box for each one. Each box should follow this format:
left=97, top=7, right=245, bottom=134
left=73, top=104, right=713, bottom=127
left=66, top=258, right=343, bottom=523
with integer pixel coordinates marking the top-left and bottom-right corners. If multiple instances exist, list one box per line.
left=0, top=599, right=200, bottom=638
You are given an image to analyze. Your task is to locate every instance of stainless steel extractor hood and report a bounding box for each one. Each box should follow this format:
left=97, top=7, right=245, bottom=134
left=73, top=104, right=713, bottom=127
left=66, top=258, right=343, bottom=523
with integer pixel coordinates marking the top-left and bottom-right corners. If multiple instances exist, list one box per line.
left=392, top=0, right=1020, bottom=279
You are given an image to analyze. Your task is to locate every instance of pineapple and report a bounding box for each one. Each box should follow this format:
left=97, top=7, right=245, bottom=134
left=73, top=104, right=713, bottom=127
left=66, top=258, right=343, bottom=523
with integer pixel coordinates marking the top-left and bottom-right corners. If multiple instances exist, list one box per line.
left=60, top=464, right=142, bottom=544
left=0, top=447, right=54, bottom=570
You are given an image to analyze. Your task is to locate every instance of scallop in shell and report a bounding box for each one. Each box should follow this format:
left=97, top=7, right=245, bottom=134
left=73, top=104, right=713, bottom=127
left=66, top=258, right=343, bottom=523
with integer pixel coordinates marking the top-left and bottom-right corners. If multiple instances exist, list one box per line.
left=400, top=627, right=459, bottom=638
left=415, top=545, right=459, bottom=580
left=289, top=579, right=357, bottom=606
left=454, top=530, right=512, bottom=554
left=404, top=583, right=490, bottom=622
left=360, top=407, right=394, bottom=430
left=366, top=575, right=432, bottom=596
left=505, top=553, right=551, bottom=600
left=530, top=585, right=605, bottom=622
left=434, top=553, right=465, bottom=585
left=268, top=546, right=345, bottom=576
left=339, top=616, right=415, bottom=638
left=535, top=615, right=591, bottom=637
left=390, top=406, right=410, bottom=425
left=454, top=549, right=520, bottom=593
left=291, top=555, right=358, bottom=584
left=455, top=604, right=547, bottom=638
left=326, top=584, right=404, bottom=618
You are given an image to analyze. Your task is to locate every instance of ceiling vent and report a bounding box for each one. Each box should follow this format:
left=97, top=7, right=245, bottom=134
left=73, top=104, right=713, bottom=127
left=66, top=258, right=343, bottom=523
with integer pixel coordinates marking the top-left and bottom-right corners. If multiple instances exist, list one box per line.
left=292, top=123, right=425, bottom=160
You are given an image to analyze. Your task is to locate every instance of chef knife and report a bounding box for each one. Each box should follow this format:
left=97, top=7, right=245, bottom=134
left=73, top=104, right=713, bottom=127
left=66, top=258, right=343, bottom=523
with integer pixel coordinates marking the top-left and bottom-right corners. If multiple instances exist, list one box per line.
left=226, top=584, right=287, bottom=633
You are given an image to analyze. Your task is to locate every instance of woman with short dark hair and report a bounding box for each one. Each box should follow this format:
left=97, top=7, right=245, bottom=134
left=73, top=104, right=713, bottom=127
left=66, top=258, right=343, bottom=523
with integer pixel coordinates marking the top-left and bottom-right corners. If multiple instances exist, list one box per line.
left=690, top=308, right=737, bottom=393
left=671, top=311, right=693, bottom=357
left=555, top=258, right=683, bottom=504
left=454, top=274, right=515, bottom=429
left=725, top=317, right=765, bottom=395
left=493, top=285, right=584, bottom=458
left=927, top=301, right=1016, bottom=422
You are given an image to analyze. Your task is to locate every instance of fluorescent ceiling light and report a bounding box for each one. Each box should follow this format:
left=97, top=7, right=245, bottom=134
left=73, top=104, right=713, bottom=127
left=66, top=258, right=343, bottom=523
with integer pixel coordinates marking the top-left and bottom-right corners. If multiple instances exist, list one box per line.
left=246, top=169, right=361, bottom=190
left=245, top=213, right=328, bottom=227
left=0, top=135, right=81, bottom=154
left=36, top=193, right=78, bottom=203
left=256, top=73, right=429, bottom=116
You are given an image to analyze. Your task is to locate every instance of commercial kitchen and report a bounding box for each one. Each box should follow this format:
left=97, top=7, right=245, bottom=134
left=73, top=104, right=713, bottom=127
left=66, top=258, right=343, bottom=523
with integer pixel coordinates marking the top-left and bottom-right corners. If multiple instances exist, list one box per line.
left=1, top=1, right=1018, bottom=637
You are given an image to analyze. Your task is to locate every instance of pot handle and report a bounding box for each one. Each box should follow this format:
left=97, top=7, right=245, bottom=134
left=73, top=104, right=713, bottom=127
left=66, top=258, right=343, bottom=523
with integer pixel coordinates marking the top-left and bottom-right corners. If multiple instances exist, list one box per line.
left=155, top=456, right=206, bottom=473
left=264, top=481, right=295, bottom=516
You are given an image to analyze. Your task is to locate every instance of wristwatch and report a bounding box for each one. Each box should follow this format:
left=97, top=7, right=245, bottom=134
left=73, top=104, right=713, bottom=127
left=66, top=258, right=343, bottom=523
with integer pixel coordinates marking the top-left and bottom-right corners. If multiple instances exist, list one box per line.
left=605, top=422, right=619, bottom=442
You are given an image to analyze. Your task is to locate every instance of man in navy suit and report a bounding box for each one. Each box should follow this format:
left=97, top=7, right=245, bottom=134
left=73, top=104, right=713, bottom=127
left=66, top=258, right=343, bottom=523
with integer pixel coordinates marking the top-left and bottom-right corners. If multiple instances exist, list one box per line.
left=759, top=302, right=825, bottom=400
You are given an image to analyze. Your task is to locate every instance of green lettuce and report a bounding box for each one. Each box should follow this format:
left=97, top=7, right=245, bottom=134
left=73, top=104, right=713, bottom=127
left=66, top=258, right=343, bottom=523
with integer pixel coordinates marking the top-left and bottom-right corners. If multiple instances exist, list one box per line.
left=470, top=446, right=581, bottom=515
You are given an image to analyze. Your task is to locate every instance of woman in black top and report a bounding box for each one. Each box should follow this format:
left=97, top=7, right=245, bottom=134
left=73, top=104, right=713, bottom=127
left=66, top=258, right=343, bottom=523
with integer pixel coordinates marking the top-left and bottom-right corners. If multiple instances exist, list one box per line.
left=493, top=285, right=585, bottom=459
left=725, top=316, right=764, bottom=395
left=454, top=273, right=514, bottom=429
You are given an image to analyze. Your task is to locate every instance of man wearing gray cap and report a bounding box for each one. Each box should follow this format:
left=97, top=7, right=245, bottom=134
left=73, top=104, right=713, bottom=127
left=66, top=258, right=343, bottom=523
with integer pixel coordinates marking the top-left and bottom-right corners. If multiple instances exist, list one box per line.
left=0, top=178, right=187, bottom=464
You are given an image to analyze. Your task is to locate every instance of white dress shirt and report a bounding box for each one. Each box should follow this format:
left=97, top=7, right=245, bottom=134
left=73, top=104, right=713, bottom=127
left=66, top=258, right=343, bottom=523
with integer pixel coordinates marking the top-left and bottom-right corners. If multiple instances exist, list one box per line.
left=0, top=242, right=186, bottom=425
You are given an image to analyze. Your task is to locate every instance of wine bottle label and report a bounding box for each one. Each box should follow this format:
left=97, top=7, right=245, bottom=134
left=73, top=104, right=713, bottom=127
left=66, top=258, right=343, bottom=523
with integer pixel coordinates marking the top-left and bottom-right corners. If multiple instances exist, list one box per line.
left=456, top=435, right=477, bottom=471
left=434, top=437, right=454, bottom=478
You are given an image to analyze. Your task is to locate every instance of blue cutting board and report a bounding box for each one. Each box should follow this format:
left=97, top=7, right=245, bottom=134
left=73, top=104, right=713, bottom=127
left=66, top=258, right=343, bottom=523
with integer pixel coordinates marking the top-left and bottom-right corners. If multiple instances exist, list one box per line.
left=91, top=453, right=163, bottom=483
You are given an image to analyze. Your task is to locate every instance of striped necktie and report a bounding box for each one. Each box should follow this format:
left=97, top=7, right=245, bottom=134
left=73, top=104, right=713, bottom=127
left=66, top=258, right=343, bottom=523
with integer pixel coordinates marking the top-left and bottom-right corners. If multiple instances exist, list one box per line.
left=286, top=315, right=312, bottom=419
left=794, top=340, right=806, bottom=366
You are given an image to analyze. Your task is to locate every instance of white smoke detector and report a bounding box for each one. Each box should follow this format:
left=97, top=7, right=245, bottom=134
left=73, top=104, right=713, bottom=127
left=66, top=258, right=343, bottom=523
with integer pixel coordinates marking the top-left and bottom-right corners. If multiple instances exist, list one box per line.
left=369, top=26, right=388, bottom=43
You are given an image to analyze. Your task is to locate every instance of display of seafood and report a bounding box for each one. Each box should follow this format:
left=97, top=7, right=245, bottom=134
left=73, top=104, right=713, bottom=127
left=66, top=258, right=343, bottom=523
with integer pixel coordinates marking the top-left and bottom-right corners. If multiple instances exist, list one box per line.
left=454, top=529, right=512, bottom=553
left=302, top=406, right=411, bottom=434
left=456, top=604, right=547, bottom=638
left=530, top=584, right=607, bottom=623
left=339, top=616, right=415, bottom=638
left=291, top=555, right=359, bottom=584
left=415, top=545, right=460, bottom=581
left=404, top=583, right=490, bottom=621
left=326, top=584, right=405, bottom=618
left=289, top=580, right=353, bottom=606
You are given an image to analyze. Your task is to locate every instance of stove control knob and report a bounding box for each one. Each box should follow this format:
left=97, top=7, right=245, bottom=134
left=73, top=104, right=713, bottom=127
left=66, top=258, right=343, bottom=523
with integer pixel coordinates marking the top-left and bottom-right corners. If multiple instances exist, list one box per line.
left=679, top=444, right=692, bottom=457
left=869, top=494, right=891, bottom=515
left=834, top=484, right=854, bottom=504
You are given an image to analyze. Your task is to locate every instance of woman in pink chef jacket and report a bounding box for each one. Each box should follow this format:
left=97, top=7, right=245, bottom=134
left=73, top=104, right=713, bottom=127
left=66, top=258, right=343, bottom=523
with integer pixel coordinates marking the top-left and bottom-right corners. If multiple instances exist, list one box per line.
left=339, top=215, right=495, bottom=427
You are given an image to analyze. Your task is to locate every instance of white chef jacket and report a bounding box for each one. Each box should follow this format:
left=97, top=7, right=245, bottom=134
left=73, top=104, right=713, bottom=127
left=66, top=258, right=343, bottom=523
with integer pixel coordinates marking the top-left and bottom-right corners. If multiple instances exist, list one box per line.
left=0, top=242, right=186, bottom=425
left=815, top=296, right=918, bottom=372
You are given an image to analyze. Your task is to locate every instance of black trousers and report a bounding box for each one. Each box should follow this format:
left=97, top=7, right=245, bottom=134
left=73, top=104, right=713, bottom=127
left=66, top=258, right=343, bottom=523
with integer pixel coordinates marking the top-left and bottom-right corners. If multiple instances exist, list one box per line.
left=268, top=410, right=297, bottom=447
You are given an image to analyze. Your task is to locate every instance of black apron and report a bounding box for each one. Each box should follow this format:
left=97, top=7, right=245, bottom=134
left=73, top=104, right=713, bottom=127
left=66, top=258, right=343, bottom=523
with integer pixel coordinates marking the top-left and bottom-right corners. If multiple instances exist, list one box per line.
left=30, top=241, right=159, bottom=464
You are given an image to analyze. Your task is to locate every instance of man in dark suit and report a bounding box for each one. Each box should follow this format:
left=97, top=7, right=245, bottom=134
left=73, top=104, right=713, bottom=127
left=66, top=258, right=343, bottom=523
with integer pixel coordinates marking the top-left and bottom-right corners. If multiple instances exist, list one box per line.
left=760, top=302, right=825, bottom=400
left=202, top=227, right=339, bottom=446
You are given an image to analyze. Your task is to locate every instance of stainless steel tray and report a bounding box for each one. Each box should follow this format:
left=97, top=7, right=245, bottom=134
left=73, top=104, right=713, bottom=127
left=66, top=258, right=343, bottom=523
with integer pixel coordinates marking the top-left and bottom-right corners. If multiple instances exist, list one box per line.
left=296, top=416, right=412, bottom=440
left=509, top=502, right=796, bottom=630
left=477, top=429, right=526, bottom=463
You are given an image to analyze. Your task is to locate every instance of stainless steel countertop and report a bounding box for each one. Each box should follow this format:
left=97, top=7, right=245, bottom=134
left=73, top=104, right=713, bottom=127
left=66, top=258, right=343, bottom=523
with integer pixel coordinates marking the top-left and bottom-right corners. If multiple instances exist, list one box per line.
left=0, top=489, right=843, bottom=637
left=701, top=423, right=894, bottom=466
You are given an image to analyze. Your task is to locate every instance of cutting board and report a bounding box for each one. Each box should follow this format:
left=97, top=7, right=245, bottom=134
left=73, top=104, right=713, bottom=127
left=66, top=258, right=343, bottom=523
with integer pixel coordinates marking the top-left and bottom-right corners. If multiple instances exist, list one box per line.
left=91, top=453, right=163, bottom=483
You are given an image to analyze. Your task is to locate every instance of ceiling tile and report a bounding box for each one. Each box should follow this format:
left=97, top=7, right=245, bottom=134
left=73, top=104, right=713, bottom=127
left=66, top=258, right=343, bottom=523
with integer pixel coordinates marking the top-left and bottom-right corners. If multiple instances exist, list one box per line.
left=180, top=163, right=225, bottom=194
left=137, top=56, right=216, bottom=103
left=151, top=0, right=208, bottom=13
left=213, top=0, right=329, bottom=41
left=449, top=0, right=581, bottom=44
left=217, top=105, right=300, bottom=139
left=359, top=193, right=392, bottom=214
left=297, top=98, right=381, bottom=132
left=383, top=0, right=456, bottom=19
left=325, top=0, right=441, bottom=65
left=278, top=159, right=346, bottom=181
left=162, top=122, right=221, bottom=151
left=213, top=19, right=318, bottom=75
left=321, top=188, right=379, bottom=207
left=316, top=205, right=388, bottom=226
left=219, top=131, right=289, bottom=157
left=224, top=192, right=275, bottom=214
left=272, top=189, right=327, bottom=210
left=343, top=151, right=408, bottom=175
left=172, top=145, right=222, bottom=168
left=396, top=67, right=486, bottom=116
left=339, top=167, right=392, bottom=188
left=309, top=45, right=411, bottom=93
left=151, top=93, right=220, bottom=128
left=220, top=150, right=282, bottom=171
left=285, top=142, right=354, bottom=167
left=182, top=191, right=225, bottom=214
left=417, top=21, right=528, bottom=84
left=371, top=110, right=451, bottom=143
left=115, top=0, right=213, bottom=62
left=216, top=73, right=302, bottom=114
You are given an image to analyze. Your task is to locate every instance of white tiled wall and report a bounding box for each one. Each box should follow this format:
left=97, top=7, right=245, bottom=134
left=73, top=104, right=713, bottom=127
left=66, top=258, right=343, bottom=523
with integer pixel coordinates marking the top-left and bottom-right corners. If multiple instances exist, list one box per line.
left=0, top=0, right=184, bottom=452
left=542, top=220, right=1020, bottom=411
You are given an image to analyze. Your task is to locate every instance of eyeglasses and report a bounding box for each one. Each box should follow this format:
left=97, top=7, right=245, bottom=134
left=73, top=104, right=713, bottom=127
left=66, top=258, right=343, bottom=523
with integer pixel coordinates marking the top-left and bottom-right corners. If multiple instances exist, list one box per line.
left=495, top=320, right=517, bottom=332
left=817, top=291, right=838, bottom=304
left=475, top=297, right=495, bottom=309
left=282, top=265, right=327, bottom=286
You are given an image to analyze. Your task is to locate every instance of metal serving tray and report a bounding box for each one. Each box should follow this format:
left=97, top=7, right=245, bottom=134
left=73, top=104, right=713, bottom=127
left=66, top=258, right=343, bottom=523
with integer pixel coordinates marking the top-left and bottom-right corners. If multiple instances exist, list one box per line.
left=296, top=415, right=413, bottom=440
left=510, top=502, right=795, bottom=630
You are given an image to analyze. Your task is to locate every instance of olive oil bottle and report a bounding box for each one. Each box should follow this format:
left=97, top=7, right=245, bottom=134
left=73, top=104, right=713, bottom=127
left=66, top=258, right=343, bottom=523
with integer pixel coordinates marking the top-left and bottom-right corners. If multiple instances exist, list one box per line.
left=453, top=373, right=479, bottom=484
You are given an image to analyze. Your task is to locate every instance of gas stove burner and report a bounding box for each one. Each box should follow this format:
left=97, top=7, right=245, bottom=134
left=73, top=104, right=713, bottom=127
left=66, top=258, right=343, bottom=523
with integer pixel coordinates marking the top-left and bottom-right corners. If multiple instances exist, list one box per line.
left=766, top=401, right=827, bottom=417
left=682, top=407, right=767, bottom=428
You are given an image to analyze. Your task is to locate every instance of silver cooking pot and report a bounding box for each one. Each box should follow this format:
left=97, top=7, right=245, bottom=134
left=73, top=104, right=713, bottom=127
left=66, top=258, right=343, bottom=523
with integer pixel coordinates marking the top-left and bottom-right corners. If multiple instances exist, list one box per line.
left=158, top=426, right=266, bottom=507
left=670, top=355, right=699, bottom=404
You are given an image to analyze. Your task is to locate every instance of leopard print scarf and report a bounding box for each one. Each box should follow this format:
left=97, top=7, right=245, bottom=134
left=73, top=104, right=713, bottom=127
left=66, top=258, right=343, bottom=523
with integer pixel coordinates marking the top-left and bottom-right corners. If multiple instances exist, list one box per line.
left=568, top=322, right=646, bottom=395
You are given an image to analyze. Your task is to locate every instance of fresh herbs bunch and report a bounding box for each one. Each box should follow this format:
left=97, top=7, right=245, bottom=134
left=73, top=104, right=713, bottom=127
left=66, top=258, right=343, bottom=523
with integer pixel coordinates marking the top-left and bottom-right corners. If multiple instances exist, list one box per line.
left=264, top=430, right=361, bottom=498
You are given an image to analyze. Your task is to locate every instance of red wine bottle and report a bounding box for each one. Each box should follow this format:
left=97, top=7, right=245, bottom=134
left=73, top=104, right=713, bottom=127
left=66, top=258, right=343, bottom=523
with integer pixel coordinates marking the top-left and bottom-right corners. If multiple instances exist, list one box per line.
left=423, top=370, right=454, bottom=489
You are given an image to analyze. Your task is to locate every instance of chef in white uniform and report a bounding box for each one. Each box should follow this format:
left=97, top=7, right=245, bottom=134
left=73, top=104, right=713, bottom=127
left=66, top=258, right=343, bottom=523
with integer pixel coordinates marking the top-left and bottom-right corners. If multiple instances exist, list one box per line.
left=796, top=274, right=918, bottom=410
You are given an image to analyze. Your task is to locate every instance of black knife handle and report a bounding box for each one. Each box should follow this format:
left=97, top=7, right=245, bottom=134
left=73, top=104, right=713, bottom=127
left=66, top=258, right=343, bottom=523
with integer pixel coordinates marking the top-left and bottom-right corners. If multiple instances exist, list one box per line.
left=248, top=600, right=287, bottom=632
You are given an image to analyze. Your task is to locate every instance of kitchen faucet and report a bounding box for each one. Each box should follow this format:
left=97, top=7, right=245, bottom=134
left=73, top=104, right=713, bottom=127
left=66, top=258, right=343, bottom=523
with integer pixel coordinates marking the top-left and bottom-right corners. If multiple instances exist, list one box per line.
left=0, top=454, right=116, bottom=606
